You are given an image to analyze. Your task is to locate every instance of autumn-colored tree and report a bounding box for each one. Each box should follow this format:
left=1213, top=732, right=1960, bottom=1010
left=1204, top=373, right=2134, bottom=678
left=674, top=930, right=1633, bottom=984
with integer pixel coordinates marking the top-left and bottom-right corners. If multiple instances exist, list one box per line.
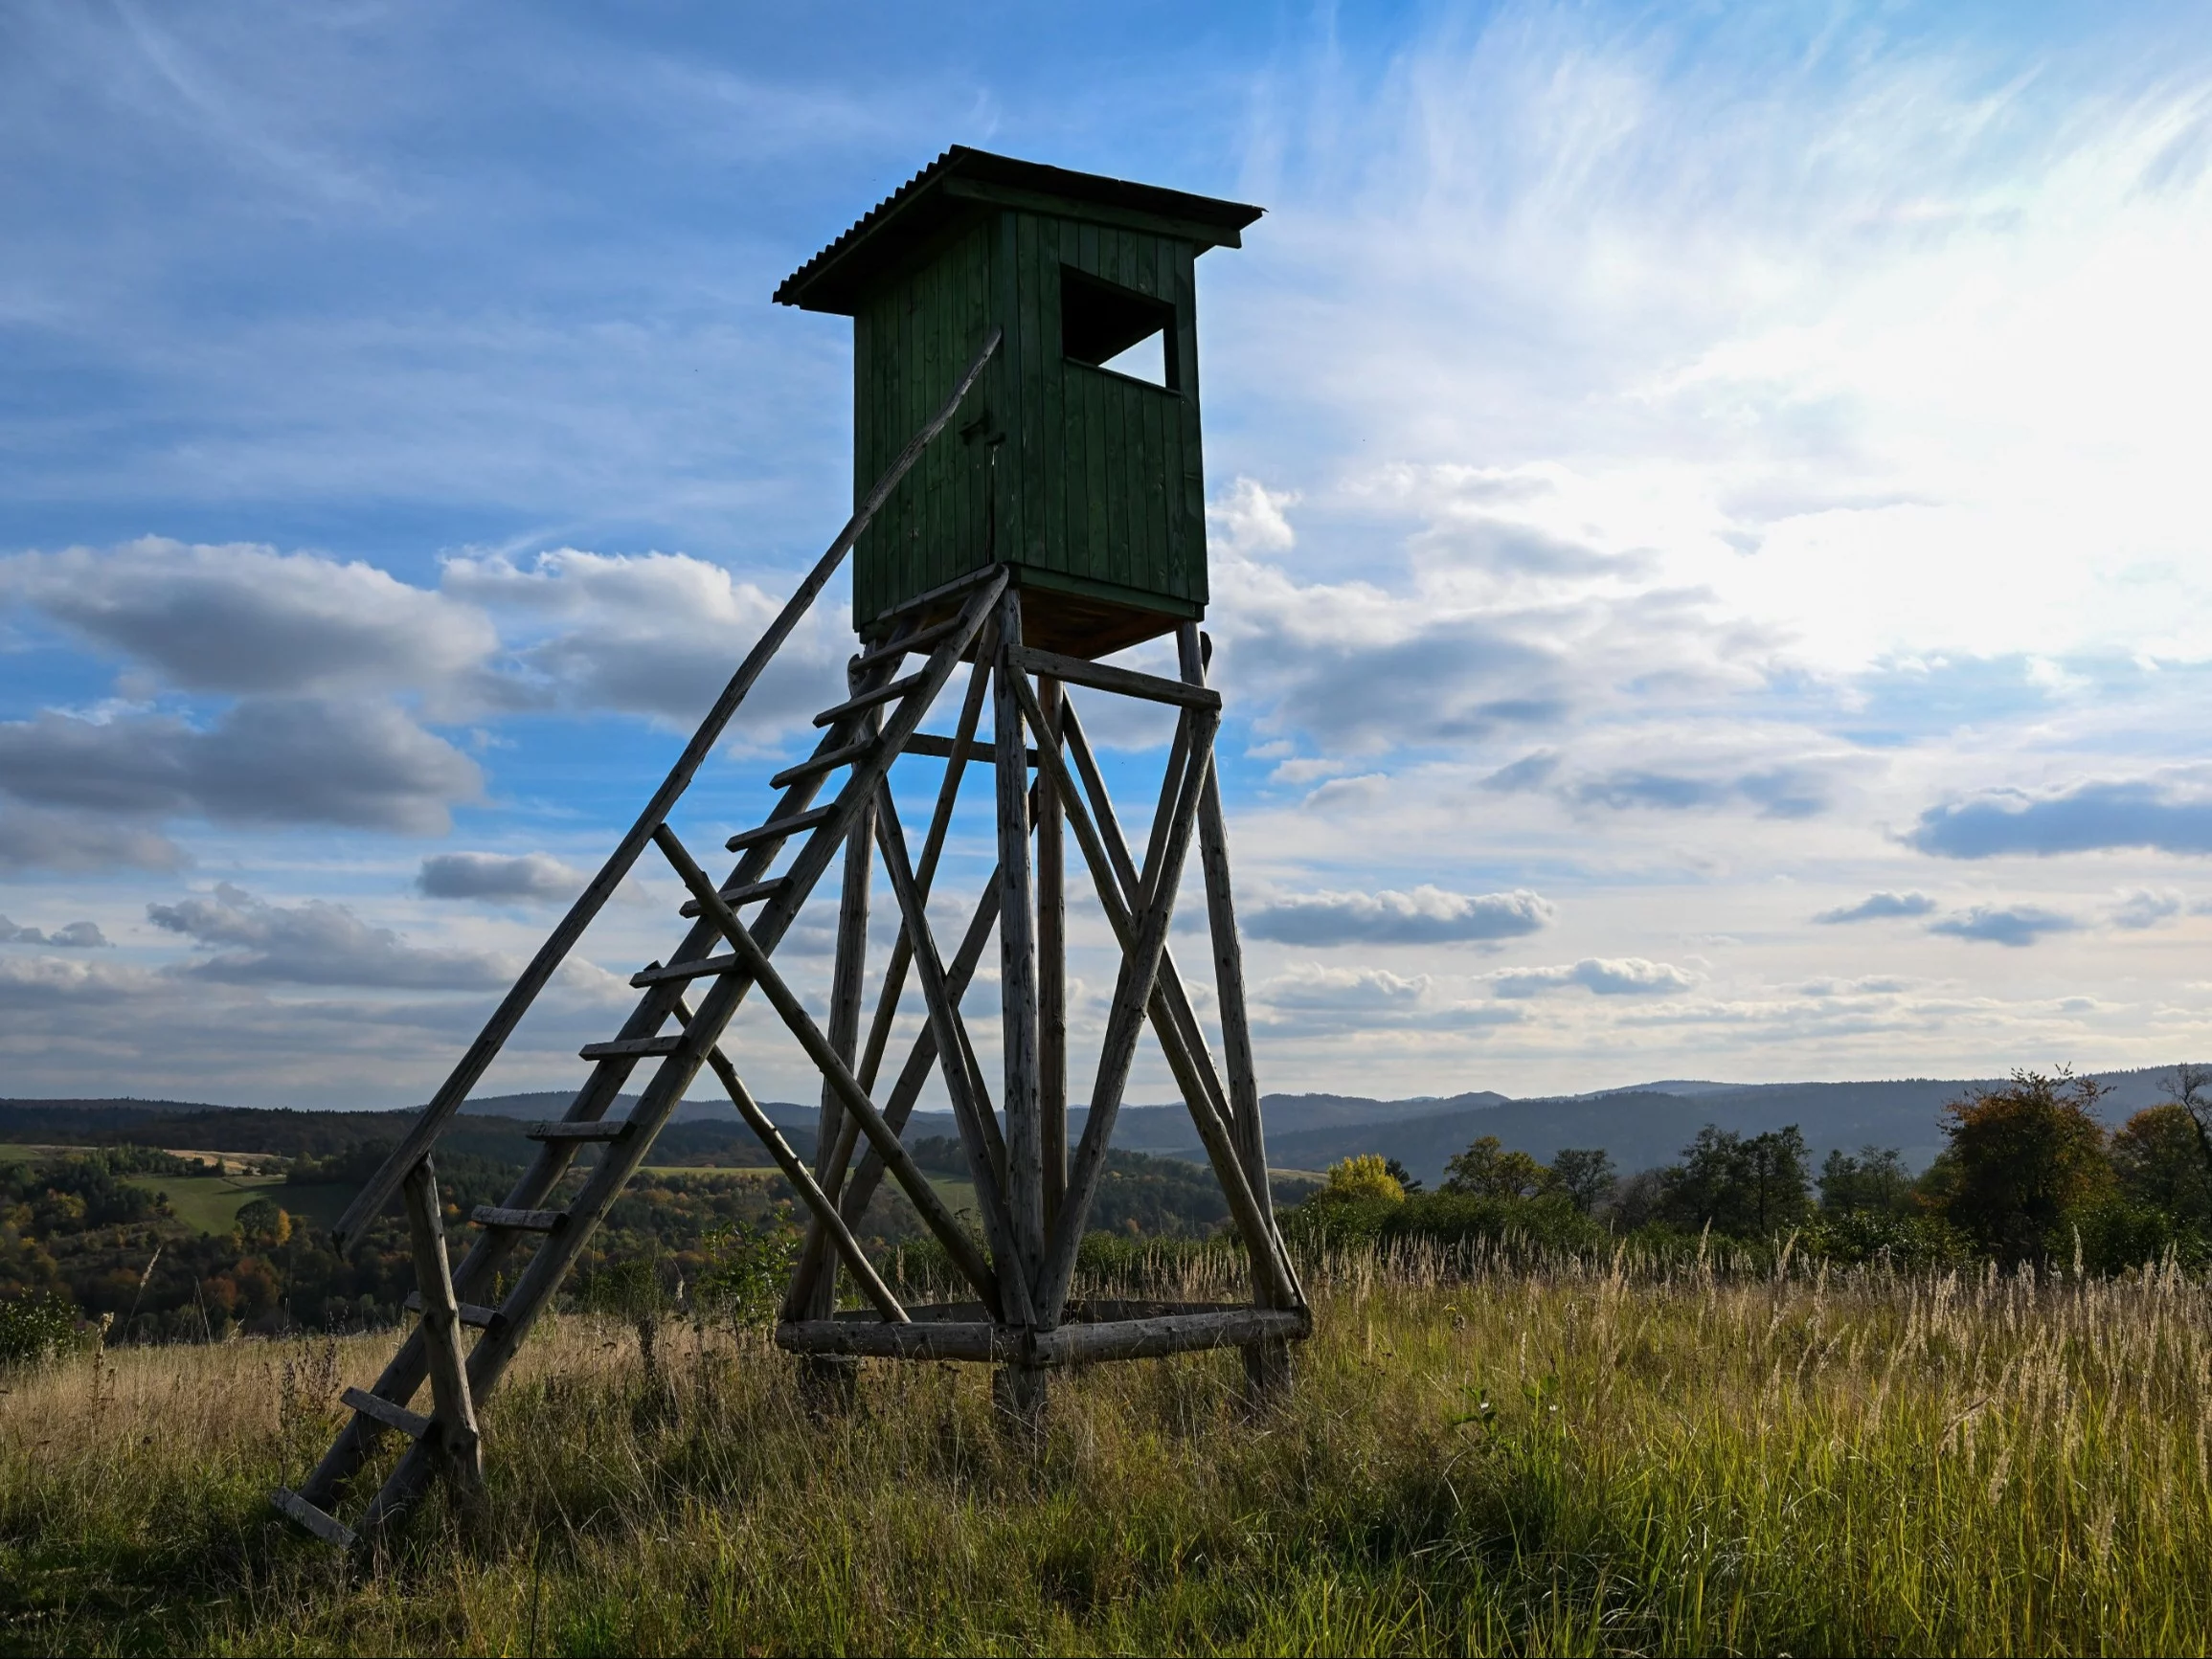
left=2110, top=1104, right=2212, bottom=1227
left=1441, top=1135, right=1547, bottom=1199
left=1322, top=1155, right=1405, bottom=1203
left=1937, top=1069, right=2112, bottom=1263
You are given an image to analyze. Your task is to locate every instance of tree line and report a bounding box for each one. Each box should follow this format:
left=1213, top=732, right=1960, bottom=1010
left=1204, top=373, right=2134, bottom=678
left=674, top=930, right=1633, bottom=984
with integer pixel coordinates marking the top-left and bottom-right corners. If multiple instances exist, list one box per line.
left=1302, top=1067, right=2212, bottom=1271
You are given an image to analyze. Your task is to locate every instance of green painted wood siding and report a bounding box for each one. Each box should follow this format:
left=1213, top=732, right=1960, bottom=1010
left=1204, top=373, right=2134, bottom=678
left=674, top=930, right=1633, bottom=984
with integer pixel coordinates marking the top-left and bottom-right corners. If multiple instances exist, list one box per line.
left=850, top=210, right=1209, bottom=635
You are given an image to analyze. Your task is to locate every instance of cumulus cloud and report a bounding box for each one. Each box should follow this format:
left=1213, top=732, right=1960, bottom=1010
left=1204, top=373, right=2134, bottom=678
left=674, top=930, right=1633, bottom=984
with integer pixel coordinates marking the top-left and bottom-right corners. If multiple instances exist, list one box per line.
left=0, top=916, right=110, bottom=948
left=417, top=850, right=587, bottom=903
left=1816, top=891, right=1938, bottom=924
left=0, top=699, right=481, bottom=834
left=441, top=548, right=846, bottom=738
left=1928, top=905, right=2078, bottom=948
left=1245, top=885, right=1553, bottom=946
left=1250, top=962, right=1524, bottom=1033
left=1908, top=779, right=2212, bottom=859
left=1490, top=957, right=1697, bottom=998
left=0, top=539, right=496, bottom=697
left=147, top=882, right=512, bottom=987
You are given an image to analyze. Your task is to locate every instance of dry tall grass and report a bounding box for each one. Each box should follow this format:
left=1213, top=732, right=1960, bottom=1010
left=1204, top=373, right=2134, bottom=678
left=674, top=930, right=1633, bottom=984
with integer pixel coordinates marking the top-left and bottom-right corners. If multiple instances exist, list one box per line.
left=6, top=1244, right=2212, bottom=1654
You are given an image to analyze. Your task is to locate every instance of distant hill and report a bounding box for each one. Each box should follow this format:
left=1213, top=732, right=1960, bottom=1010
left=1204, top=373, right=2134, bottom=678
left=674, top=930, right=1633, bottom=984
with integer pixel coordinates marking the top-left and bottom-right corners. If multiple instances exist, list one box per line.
left=7, top=1065, right=2198, bottom=1190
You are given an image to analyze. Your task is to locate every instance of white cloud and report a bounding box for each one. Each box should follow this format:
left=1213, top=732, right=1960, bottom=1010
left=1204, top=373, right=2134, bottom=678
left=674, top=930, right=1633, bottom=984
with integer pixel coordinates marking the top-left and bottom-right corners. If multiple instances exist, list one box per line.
left=0, top=538, right=497, bottom=698
left=0, top=699, right=483, bottom=835
left=1490, top=958, right=1698, bottom=998
left=147, top=882, right=514, bottom=987
left=417, top=851, right=589, bottom=904
left=1246, top=885, right=1552, bottom=946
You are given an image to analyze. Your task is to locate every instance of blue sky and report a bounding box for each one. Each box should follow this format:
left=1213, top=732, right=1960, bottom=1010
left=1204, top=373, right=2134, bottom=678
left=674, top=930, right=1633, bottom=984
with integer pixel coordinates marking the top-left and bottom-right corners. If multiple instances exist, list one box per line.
left=6, top=0, right=2212, bottom=1109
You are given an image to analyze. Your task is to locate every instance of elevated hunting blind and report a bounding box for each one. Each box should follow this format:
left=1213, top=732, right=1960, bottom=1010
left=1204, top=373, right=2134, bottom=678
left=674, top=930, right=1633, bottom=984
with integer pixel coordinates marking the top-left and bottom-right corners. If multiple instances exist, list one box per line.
left=276, top=150, right=1306, bottom=1552
left=777, top=146, right=1261, bottom=657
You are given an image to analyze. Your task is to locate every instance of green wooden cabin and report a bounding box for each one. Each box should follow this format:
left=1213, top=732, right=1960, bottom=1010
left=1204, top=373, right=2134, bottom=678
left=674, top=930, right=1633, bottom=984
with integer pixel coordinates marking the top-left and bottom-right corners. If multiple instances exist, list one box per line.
left=775, top=147, right=1262, bottom=659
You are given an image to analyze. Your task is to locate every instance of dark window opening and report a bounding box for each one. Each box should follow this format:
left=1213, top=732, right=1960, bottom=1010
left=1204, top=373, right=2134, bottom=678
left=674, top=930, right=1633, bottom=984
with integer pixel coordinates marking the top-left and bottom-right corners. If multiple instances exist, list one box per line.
left=1061, top=266, right=1177, bottom=390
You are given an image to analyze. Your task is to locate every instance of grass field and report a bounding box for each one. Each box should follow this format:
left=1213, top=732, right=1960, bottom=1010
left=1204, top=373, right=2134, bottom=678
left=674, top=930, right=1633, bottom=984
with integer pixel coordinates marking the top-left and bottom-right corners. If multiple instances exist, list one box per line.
left=7, top=1244, right=2212, bottom=1654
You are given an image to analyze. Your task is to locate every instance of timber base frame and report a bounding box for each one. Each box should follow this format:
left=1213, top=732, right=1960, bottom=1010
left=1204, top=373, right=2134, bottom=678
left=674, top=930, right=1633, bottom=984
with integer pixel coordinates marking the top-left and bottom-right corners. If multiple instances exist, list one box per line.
left=273, top=331, right=1308, bottom=1552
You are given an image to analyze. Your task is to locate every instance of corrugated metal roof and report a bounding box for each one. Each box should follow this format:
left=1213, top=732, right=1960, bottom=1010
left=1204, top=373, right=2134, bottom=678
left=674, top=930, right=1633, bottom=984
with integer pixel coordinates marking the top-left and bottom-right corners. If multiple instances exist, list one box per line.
left=774, top=146, right=1262, bottom=315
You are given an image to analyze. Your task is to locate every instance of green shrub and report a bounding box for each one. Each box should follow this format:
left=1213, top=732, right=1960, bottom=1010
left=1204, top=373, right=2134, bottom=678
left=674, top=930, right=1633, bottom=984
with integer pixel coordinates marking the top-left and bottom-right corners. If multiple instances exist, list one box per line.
left=2062, top=1196, right=2211, bottom=1275
left=1802, top=1208, right=1974, bottom=1269
left=0, top=1291, right=78, bottom=1367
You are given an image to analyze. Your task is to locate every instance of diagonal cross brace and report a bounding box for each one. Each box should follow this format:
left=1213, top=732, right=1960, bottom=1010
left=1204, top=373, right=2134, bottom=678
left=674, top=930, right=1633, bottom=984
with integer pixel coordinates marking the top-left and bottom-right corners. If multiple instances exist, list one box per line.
left=652, top=825, right=1004, bottom=1313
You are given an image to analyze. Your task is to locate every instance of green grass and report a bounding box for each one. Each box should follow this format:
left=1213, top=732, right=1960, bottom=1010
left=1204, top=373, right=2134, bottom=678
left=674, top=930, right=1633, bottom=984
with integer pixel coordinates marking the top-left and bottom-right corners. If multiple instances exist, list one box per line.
left=112, top=1171, right=289, bottom=1234
left=8, top=1244, right=2212, bottom=1653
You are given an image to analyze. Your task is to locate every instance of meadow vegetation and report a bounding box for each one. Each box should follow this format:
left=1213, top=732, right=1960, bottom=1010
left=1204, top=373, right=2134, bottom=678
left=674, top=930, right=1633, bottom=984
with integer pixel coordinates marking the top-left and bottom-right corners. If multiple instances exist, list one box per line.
left=9, top=1237, right=2212, bottom=1654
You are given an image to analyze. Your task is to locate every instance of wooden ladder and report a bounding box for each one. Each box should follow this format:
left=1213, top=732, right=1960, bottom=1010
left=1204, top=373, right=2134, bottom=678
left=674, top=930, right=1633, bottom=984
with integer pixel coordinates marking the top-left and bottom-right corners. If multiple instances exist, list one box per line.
left=274, top=335, right=1003, bottom=1548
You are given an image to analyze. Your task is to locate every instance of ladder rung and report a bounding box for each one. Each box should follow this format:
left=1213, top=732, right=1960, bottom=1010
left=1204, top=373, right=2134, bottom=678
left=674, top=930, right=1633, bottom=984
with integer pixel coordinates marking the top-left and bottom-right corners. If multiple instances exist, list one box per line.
left=342, top=1385, right=432, bottom=1439
left=726, top=805, right=837, bottom=852
left=525, top=1118, right=632, bottom=1142
left=580, top=1034, right=686, bottom=1061
left=472, top=1205, right=567, bottom=1233
left=403, top=1291, right=505, bottom=1328
left=677, top=877, right=783, bottom=919
left=272, top=1486, right=356, bottom=1550
left=812, top=672, right=926, bottom=728
left=769, top=738, right=874, bottom=791
left=854, top=616, right=963, bottom=670
left=629, top=953, right=740, bottom=988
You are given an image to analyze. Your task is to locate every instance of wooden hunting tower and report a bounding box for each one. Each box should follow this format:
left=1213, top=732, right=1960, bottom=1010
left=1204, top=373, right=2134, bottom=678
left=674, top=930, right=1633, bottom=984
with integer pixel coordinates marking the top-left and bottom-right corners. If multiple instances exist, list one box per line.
left=776, top=146, right=1262, bottom=658
left=275, top=150, right=1305, bottom=1552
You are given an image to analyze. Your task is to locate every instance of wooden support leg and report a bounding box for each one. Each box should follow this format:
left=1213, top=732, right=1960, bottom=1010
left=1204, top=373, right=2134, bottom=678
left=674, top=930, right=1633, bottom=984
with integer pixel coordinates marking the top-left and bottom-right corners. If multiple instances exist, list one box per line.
left=1179, top=626, right=1295, bottom=1407
left=400, top=1157, right=484, bottom=1496
left=992, top=1361, right=1049, bottom=1441
left=1036, top=676, right=1067, bottom=1239
left=803, top=684, right=876, bottom=1407
left=992, top=588, right=1046, bottom=1312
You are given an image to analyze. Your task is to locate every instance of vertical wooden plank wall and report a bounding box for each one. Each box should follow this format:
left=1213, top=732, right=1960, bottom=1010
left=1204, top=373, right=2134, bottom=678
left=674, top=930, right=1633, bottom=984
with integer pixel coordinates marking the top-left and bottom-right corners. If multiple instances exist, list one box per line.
left=848, top=208, right=1213, bottom=636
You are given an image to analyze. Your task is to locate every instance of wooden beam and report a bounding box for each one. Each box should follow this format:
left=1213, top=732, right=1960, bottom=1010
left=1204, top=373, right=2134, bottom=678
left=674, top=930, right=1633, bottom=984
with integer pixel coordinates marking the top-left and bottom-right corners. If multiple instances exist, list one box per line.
left=329, top=325, right=1002, bottom=1244
left=1034, top=1308, right=1309, bottom=1367
left=902, top=732, right=1038, bottom=766
left=1007, top=644, right=1220, bottom=710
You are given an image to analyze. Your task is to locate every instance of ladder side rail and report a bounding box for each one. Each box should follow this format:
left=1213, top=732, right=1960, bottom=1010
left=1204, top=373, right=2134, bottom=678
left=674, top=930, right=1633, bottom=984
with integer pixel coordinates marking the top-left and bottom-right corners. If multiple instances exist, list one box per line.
left=302, top=755, right=858, bottom=1508
left=1013, top=679, right=1299, bottom=1311
left=1036, top=704, right=1219, bottom=1319
left=334, top=325, right=1002, bottom=1242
